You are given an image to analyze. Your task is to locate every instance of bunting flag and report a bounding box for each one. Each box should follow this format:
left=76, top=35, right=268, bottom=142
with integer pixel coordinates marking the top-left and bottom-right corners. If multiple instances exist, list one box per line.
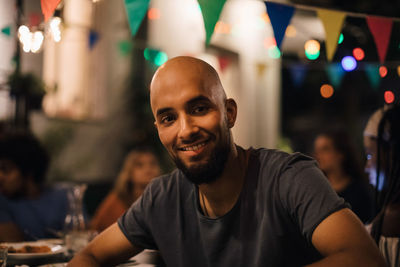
left=264, top=2, right=295, bottom=49
left=1, top=25, right=11, bottom=37
left=118, top=40, right=133, bottom=57
left=89, top=31, right=99, bottom=50
left=365, top=64, right=381, bottom=89
left=40, top=0, right=61, bottom=22
left=317, top=9, right=346, bottom=62
left=198, top=0, right=227, bottom=44
left=366, top=16, right=393, bottom=64
left=325, top=63, right=345, bottom=88
left=218, top=56, right=230, bottom=72
left=256, top=63, right=267, bottom=77
left=124, top=0, right=151, bottom=36
left=289, top=64, right=307, bottom=88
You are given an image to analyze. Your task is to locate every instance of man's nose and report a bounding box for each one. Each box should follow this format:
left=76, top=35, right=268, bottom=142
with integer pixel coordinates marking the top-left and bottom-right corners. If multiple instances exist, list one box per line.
left=178, top=115, right=199, bottom=141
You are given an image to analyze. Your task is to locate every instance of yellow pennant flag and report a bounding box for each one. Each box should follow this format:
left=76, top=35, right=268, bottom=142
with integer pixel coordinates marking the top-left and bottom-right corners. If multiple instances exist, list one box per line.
left=317, top=9, right=346, bottom=61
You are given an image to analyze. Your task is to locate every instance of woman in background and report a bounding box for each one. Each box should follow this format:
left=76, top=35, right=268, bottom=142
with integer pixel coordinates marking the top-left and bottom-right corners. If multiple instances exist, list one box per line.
left=365, top=105, right=400, bottom=267
left=314, top=130, right=374, bottom=223
left=90, top=148, right=161, bottom=232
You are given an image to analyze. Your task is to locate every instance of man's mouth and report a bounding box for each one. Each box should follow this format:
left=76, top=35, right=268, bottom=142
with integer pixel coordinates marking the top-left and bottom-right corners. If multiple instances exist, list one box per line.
left=179, top=141, right=207, bottom=152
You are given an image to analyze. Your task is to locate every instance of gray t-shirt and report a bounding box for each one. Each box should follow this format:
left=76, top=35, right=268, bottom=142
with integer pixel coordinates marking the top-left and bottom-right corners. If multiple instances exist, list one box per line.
left=118, top=148, right=348, bottom=266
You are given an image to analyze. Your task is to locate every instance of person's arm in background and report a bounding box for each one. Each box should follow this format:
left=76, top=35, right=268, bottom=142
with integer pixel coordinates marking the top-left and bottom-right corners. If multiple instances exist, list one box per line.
left=307, top=208, right=385, bottom=267
left=68, top=223, right=143, bottom=267
left=0, top=222, right=24, bottom=242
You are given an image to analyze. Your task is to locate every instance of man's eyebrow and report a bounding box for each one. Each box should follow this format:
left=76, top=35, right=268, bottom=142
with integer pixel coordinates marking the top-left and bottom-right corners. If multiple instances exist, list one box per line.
left=156, top=107, right=173, bottom=117
left=186, top=95, right=212, bottom=105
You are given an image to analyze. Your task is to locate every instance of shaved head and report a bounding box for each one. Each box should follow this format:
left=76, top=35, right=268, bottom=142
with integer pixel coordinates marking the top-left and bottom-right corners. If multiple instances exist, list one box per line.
left=150, top=56, right=226, bottom=115
left=148, top=56, right=238, bottom=184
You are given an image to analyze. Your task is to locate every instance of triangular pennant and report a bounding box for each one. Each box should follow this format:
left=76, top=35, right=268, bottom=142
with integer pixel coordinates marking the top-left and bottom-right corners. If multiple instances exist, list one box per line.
left=317, top=9, right=346, bottom=61
left=365, top=64, right=381, bottom=89
left=124, top=0, right=151, bottom=36
left=256, top=63, right=267, bottom=77
left=289, top=64, right=307, bottom=88
left=325, top=63, right=345, bottom=88
left=264, top=2, right=295, bottom=49
left=118, top=40, right=133, bottom=57
left=1, top=25, right=11, bottom=37
left=218, top=56, right=230, bottom=72
left=366, top=16, right=393, bottom=64
left=198, top=0, right=227, bottom=44
left=89, top=31, right=99, bottom=50
left=40, top=0, right=61, bottom=22
left=29, top=13, right=42, bottom=27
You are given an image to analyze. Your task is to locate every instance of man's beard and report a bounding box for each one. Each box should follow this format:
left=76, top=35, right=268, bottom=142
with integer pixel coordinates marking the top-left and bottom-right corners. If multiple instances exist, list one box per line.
left=174, top=137, right=231, bottom=185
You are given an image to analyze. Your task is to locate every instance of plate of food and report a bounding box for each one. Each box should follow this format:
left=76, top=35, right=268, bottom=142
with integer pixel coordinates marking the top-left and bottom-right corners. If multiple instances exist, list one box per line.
left=1, top=241, right=66, bottom=260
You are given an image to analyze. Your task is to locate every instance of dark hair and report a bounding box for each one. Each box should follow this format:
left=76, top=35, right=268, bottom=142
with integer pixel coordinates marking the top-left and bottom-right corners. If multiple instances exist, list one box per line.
left=371, top=104, right=400, bottom=242
left=317, top=130, right=367, bottom=183
left=0, top=132, right=49, bottom=185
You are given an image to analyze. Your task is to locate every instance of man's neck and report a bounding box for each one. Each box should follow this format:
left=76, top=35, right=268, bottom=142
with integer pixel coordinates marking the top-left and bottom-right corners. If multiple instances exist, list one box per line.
left=198, top=145, right=250, bottom=218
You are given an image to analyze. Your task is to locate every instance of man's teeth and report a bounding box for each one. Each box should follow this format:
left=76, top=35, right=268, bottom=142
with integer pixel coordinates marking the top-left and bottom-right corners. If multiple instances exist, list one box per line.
left=181, top=142, right=206, bottom=151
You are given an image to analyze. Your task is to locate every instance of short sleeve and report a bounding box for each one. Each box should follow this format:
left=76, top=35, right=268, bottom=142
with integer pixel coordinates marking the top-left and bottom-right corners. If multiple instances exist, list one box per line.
left=279, top=155, right=349, bottom=245
left=0, top=194, right=13, bottom=223
left=117, top=185, right=158, bottom=250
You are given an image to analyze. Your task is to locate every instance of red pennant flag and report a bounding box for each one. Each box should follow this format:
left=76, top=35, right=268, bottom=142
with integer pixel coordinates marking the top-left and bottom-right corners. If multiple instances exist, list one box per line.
left=41, top=0, right=61, bottom=22
left=218, top=56, right=230, bottom=72
left=366, top=16, right=393, bottom=64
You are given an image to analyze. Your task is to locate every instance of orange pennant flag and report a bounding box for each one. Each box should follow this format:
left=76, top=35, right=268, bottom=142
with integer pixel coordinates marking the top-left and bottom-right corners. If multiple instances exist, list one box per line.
left=317, top=9, right=346, bottom=61
left=366, top=16, right=393, bottom=64
left=41, top=0, right=61, bottom=22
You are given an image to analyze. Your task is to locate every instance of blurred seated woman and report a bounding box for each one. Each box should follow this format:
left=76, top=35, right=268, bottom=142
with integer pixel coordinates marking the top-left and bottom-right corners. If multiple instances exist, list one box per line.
left=365, top=105, right=400, bottom=267
left=313, top=130, right=374, bottom=223
left=0, top=132, right=68, bottom=241
left=90, top=148, right=161, bottom=232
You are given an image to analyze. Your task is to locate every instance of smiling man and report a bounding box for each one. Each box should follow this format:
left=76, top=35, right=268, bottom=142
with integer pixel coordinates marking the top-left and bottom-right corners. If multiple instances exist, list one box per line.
left=68, top=56, right=385, bottom=267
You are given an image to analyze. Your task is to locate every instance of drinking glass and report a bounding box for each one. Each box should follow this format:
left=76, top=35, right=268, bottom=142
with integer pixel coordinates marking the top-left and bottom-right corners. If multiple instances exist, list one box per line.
left=0, top=245, right=7, bottom=267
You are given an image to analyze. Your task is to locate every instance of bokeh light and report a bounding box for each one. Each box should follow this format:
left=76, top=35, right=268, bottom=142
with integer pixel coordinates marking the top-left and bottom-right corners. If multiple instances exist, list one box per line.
left=320, top=84, right=334, bottom=98
left=352, top=48, right=365, bottom=61
left=397, top=66, right=400, bottom=77
left=214, top=21, right=231, bottom=34
left=148, top=8, right=161, bottom=20
left=341, top=56, right=357, bottom=71
left=144, top=48, right=168, bottom=66
left=268, top=46, right=281, bottom=59
left=384, top=90, right=395, bottom=104
left=338, top=34, right=344, bottom=44
left=285, top=25, right=296, bottom=38
left=304, top=40, right=320, bottom=60
left=379, top=66, right=388, bottom=78
left=263, top=37, right=277, bottom=49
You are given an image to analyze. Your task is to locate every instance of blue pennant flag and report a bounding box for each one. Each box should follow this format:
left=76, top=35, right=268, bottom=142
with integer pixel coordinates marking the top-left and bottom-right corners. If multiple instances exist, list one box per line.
left=264, top=1, right=295, bottom=49
left=89, top=30, right=99, bottom=50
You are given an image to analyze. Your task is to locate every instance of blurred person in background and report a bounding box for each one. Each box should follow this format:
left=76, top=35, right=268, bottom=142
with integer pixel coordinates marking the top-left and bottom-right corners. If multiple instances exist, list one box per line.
left=314, top=130, right=374, bottom=223
left=90, top=148, right=161, bottom=233
left=0, top=132, right=68, bottom=241
left=364, top=104, right=400, bottom=266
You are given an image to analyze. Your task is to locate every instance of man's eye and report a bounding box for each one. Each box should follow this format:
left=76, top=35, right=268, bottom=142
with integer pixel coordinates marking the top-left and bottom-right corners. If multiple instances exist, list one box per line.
left=160, top=115, right=175, bottom=124
left=192, top=105, right=208, bottom=114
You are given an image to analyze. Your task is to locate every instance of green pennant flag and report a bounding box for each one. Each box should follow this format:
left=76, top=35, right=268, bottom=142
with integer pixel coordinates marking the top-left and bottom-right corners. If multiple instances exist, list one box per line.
left=198, top=0, right=226, bottom=44
left=124, top=0, right=151, bottom=36
left=1, top=25, right=11, bottom=37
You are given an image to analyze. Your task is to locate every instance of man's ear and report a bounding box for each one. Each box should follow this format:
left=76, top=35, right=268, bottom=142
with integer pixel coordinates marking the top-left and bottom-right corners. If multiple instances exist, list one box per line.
left=225, top=98, right=237, bottom=128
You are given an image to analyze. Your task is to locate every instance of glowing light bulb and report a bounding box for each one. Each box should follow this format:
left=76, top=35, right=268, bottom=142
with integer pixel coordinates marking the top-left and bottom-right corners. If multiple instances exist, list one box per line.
left=341, top=56, right=357, bottom=71
left=148, top=8, right=161, bottom=20
left=338, top=33, right=344, bottom=44
left=353, top=48, right=365, bottom=61
left=379, top=66, right=388, bottom=78
left=320, top=84, right=334, bottom=98
left=384, top=90, right=395, bottom=104
left=304, top=40, right=320, bottom=60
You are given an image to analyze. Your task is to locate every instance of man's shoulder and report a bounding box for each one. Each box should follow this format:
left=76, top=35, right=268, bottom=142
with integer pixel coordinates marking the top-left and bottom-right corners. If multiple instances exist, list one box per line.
left=252, top=148, right=315, bottom=169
